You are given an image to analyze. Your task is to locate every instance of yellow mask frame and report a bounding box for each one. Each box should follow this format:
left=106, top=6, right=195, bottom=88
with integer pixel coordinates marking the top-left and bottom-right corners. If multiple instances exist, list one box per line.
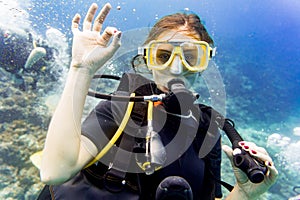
left=142, top=40, right=216, bottom=72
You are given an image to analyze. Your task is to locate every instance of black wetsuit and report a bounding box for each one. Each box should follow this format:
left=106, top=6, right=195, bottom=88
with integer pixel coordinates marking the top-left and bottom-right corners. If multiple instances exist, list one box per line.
left=39, top=74, right=222, bottom=200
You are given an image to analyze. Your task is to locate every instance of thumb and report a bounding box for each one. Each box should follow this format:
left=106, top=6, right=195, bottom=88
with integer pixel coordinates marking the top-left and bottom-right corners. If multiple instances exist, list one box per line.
left=222, top=145, right=234, bottom=164
left=223, top=144, right=249, bottom=184
left=107, top=31, right=122, bottom=53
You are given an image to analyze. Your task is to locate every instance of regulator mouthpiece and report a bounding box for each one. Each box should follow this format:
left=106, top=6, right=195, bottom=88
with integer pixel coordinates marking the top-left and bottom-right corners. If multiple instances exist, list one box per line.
left=163, top=79, right=197, bottom=114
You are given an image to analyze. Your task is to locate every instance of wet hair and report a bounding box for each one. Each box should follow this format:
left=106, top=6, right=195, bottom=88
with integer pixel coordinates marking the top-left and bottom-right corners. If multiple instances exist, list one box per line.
left=131, top=12, right=214, bottom=71
left=143, top=13, right=214, bottom=46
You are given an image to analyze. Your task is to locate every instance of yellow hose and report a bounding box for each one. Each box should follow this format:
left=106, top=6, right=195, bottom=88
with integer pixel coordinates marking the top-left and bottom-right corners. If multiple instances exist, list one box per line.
left=147, top=101, right=153, bottom=121
left=84, top=93, right=135, bottom=168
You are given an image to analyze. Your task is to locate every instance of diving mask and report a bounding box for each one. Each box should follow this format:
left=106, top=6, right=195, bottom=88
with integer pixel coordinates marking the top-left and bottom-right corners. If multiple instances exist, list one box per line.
left=139, top=40, right=216, bottom=72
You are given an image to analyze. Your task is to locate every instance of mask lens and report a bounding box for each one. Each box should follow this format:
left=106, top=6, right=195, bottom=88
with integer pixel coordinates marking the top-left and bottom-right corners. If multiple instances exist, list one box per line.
left=150, top=43, right=174, bottom=66
left=181, top=43, right=202, bottom=67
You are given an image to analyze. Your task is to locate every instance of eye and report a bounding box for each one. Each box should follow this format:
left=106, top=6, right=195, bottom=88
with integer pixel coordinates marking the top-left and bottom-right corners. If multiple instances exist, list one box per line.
left=184, top=53, right=194, bottom=60
left=184, top=51, right=197, bottom=66
left=156, top=49, right=171, bottom=64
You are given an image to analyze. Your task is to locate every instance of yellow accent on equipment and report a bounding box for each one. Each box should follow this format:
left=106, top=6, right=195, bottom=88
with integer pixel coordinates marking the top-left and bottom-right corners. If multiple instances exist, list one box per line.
left=31, top=93, right=135, bottom=170
left=84, top=93, right=136, bottom=168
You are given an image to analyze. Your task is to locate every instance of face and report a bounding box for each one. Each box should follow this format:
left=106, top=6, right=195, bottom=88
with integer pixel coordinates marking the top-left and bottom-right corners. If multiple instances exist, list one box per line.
left=149, top=31, right=200, bottom=92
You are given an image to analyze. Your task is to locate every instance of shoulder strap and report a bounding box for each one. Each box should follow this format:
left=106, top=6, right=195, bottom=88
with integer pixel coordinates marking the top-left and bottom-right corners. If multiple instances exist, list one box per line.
left=116, top=73, right=157, bottom=126
left=104, top=133, right=137, bottom=193
left=198, top=104, right=234, bottom=194
left=116, top=73, right=157, bottom=96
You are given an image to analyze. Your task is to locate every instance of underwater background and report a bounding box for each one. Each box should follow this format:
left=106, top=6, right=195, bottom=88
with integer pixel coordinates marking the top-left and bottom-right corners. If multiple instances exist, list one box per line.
left=0, top=0, right=299, bottom=199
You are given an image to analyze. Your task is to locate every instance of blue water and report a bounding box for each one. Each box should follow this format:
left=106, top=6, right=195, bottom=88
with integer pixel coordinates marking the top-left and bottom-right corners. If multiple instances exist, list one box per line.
left=29, top=0, right=300, bottom=127
left=1, top=0, right=300, bottom=199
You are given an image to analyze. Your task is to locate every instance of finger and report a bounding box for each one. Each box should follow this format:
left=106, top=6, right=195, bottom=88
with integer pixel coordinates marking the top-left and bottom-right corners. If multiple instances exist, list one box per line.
left=97, top=27, right=118, bottom=46
left=265, top=161, right=278, bottom=182
left=248, top=146, right=269, bottom=158
left=239, top=141, right=257, bottom=149
left=107, top=31, right=122, bottom=52
left=83, top=3, right=98, bottom=31
left=72, top=13, right=81, bottom=33
left=239, top=141, right=273, bottom=163
left=93, top=3, right=112, bottom=32
left=239, top=141, right=268, bottom=155
left=251, top=150, right=273, bottom=164
left=223, top=145, right=249, bottom=183
left=222, top=145, right=234, bottom=166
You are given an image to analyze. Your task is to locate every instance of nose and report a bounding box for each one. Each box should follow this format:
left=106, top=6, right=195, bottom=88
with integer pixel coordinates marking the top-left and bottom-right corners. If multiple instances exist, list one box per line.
left=169, top=55, right=183, bottom=75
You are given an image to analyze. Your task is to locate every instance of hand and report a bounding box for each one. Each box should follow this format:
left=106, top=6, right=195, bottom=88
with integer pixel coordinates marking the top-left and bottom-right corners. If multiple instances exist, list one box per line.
left=71, top=3, right=121, bottom=75
left=223, top=141, right=278, bottom=199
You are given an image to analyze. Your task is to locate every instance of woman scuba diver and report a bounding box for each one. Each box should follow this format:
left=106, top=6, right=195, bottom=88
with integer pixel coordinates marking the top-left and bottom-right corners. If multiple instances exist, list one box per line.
left=38, top=2, right=278, bottom=199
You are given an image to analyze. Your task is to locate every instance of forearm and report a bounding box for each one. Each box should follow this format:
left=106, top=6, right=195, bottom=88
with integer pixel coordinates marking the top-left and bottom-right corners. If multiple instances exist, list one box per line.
left=40, top=66, right=93, bottom=183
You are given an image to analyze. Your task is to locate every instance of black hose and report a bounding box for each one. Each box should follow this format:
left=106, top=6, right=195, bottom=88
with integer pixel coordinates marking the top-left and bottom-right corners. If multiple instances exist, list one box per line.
left=92, top=74, right=121, bottom=80
left=222, top=119, right=267, bottom=183
left=222, top=120, right=243, bottom=149
left=89, top=74, right=145, bottom=102
left=87, top=91, right=145, bottom=102
left=203, top=106, right=268, bottom=183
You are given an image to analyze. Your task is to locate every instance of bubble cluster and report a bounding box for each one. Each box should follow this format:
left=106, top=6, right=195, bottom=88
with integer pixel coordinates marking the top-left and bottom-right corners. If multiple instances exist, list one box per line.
left=267, top=133, right=291, bottom=147
left=267, top=129, right=300, bottom=174
left=293, top=127, right=300, bottom=136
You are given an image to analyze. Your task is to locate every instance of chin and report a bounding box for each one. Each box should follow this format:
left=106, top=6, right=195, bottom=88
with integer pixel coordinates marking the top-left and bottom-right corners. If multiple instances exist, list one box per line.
left=157, top=84, right=169, bottom=92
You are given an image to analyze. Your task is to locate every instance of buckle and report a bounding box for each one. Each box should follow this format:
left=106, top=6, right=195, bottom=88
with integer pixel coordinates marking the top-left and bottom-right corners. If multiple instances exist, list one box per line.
left=103, top=171, right=126, bottom=193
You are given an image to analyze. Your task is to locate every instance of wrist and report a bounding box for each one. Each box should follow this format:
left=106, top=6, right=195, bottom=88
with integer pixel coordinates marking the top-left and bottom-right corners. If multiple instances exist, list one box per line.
left=226, top=185, right=252, bottom=200
left=235, top=185, right=250, bottom=199
left=70, top=60, right=98, bottom=77
left=63, top=66, right=93, bottom=94
left=68, top=64, right=95, bottom=80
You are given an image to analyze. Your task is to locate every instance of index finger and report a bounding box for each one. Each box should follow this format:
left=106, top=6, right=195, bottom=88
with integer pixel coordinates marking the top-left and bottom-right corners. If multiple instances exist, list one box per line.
left=72, top=13, right=81, bottom=33
left=93, top=3, right=112, bottom=32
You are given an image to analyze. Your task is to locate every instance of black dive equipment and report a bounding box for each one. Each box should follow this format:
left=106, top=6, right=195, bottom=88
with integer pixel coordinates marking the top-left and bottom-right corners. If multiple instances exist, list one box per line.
left=203, top=107, right=268, bottom=183
left=88, top=73, right=268, bottom=184
left=155, top=176, right=193, bottom=200
left=163, top=79, right=198, bottom=115
left=220, top=118, right=268, bottom=183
